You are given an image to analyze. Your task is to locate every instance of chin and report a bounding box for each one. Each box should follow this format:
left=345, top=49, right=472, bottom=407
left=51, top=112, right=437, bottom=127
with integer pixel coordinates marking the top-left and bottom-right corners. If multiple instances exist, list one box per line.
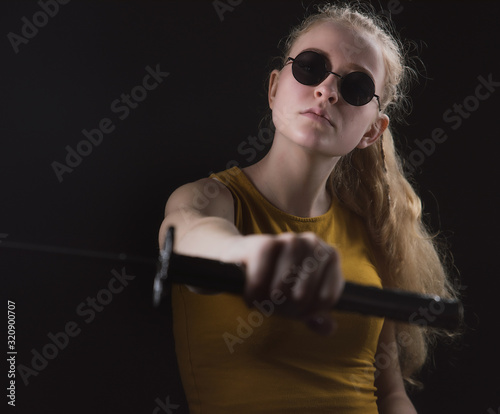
left=287, top=130, right=337, bottom=156
left=292, top=124, right=331, bottom=144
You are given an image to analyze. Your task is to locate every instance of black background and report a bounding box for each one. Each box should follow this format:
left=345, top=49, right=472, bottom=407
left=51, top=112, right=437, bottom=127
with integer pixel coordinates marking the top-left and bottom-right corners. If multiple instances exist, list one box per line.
left=2, top=1, right=499, bottom=413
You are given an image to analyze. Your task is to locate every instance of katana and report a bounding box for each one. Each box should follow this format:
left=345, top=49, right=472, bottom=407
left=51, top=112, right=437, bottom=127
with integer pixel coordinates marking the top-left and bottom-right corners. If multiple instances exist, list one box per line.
left=153, top=226, right=462, bottom=330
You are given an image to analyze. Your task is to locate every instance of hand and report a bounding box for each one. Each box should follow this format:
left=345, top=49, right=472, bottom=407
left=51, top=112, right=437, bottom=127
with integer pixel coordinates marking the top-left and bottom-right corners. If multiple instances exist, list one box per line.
left=222, top=232, right=345, bottom=335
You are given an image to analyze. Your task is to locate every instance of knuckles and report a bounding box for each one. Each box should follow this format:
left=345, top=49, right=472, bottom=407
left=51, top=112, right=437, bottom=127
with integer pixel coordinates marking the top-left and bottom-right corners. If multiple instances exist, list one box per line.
left=243, top=232, right=343, bottom=318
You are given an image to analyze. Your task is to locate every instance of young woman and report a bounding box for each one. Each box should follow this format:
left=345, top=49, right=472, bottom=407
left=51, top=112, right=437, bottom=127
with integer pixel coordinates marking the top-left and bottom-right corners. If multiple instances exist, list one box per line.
left=158, top=2, right=459, bottom=413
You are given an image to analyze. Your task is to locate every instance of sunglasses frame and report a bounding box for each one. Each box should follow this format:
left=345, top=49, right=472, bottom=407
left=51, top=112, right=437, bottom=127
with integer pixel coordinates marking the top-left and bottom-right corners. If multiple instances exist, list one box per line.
left=286, top=51, right=381, bottom=111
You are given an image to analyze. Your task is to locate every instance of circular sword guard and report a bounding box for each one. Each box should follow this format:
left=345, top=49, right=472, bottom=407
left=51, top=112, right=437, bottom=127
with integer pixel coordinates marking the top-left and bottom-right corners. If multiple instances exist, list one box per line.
left=152, top=226, right=175, bottom=307
left=152, top=275, right=163, bottom=308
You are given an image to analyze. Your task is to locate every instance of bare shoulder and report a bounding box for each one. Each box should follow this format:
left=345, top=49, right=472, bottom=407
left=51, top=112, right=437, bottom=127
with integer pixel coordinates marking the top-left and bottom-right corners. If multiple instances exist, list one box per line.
left=165, top=177, right=234, bottom=222
left=158, top=177, right=236, bottom=250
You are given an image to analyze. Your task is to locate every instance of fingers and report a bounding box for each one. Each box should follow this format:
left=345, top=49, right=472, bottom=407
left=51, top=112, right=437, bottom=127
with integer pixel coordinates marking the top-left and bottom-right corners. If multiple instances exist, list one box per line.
left=269, top=233, right=309, bottom=313
left=243, top=232, right=345, bottom=335
left=243, top=235, right=283, bottom=307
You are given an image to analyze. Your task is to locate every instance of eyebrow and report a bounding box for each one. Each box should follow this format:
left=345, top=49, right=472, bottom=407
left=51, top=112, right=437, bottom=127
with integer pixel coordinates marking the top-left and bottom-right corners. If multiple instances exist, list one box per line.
left=300, top=47, right=375, bottom=79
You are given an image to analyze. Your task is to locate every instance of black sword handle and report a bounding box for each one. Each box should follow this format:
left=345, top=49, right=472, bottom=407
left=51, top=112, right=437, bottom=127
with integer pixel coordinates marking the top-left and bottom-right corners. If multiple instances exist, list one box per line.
left=163, top=249, right=462, bottom=331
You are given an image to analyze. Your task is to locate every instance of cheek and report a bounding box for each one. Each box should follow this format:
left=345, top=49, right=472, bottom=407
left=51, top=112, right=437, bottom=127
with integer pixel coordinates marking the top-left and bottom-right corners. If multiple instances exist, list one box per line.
left=272, top=73, right=310, bottom=129
left=344, top=110, right=374, bottom=136
left=271, top=81, right=302, bottom=130
left=272, top=102, right=296, bottom=131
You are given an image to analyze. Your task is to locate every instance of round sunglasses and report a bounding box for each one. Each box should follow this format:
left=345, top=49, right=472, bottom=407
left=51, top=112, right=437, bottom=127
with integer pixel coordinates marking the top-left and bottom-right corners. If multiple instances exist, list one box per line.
left=286, top=50, right=381, bottom=110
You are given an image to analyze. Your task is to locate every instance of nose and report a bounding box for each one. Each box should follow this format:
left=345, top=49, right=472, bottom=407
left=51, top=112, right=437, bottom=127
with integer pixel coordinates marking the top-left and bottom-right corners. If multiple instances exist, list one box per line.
left=313, top=73, right=341, bottom=105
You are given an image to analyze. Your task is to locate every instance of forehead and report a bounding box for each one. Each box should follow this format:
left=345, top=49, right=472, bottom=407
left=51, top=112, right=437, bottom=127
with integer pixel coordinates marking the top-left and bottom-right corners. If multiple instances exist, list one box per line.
left=289, top=21, right=385, bottom=83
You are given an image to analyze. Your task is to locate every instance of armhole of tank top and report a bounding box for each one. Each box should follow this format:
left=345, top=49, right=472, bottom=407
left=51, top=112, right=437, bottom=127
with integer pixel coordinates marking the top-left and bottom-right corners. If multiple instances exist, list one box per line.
left=210, top=176, right=237, bottom=226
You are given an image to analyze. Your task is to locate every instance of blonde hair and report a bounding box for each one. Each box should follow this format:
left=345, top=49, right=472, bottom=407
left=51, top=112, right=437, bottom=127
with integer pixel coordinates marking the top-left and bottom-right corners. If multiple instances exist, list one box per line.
left=275, top=2, right=460, bottom=388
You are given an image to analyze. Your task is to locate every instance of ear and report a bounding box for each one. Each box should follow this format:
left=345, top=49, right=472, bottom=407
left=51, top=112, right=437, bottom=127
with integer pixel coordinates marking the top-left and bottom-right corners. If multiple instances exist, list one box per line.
left=268, top=69, right=280, bottom=110
left=357, top=113, right=390, bottom=149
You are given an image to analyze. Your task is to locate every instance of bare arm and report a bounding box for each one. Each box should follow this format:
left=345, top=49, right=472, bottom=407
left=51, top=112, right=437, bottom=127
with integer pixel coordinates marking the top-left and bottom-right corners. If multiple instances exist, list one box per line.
left=159, top=177, right=345, bottom=335
left=158, top=177, right=242, bottom=260
left=375, top=321, right=418, bottom=414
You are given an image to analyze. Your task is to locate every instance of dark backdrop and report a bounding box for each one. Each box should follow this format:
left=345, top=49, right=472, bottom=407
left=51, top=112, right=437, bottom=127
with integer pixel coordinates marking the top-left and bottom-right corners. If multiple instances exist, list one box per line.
left=2, top=1, right=499, bottom=413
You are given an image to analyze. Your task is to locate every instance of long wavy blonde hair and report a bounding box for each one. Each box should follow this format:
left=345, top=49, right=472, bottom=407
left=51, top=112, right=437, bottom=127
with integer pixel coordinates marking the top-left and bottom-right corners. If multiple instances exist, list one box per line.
left=273, top=1, right=460, bottom=388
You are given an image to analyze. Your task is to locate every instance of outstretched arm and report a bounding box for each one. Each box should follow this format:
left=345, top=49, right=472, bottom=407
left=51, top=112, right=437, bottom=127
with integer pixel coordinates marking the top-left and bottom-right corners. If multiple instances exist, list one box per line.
left=159, top=177, right=344, bottom=335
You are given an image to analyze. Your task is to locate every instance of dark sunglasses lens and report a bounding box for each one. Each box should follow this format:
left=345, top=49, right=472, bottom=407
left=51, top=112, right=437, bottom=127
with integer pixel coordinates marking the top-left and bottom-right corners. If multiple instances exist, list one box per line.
left=341, top=72, right=375, bottom=106
left=292, top=52, right=326, bottom=85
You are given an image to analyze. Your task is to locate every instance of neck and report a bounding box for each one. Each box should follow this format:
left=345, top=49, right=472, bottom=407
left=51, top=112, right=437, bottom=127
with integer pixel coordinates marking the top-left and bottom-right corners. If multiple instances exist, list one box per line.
left=243, top=134, right=339, bottom=217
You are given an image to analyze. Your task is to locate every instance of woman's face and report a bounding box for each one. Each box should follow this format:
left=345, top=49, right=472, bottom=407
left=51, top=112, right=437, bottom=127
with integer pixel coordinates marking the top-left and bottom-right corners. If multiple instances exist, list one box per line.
left=269, top=21, right=389, bottom=157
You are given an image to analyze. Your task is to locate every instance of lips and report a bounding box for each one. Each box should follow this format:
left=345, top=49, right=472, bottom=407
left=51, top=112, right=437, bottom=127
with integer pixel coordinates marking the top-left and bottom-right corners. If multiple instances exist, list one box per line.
left=300, top=108, right=334, bottom=127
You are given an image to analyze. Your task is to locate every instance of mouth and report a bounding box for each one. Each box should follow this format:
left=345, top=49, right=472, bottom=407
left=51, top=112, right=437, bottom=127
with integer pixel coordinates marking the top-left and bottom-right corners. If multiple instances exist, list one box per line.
left=300, top=109, right=334, bottom=127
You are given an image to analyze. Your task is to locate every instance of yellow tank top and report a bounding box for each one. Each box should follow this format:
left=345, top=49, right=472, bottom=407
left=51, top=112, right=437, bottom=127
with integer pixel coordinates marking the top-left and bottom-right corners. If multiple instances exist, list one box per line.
left=171, top=166, right=384, bottom=413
